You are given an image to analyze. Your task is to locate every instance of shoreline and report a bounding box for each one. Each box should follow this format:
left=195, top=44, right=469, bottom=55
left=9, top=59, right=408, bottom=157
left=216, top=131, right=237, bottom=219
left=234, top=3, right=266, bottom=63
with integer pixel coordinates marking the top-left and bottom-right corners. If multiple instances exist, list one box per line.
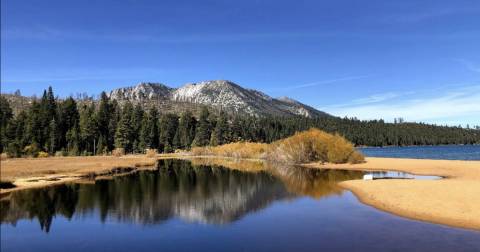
left=305, top=157, right=480, bottom=231
left=0, top=155, right=172, bottom=196
left=2, top=155, right=479, bottom=231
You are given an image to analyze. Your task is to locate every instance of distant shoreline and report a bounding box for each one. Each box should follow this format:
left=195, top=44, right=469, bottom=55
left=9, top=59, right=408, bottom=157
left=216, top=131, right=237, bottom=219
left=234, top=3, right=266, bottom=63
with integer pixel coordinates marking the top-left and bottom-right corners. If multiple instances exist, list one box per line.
left=356, top=143, right=480, bottom=148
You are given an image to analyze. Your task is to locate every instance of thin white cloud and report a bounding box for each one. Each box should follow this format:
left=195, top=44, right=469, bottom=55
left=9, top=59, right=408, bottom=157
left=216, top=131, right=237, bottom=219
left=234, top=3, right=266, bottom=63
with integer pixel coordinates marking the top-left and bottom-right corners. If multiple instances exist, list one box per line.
left=321, top=85, right=480, bottom=126
left=350, top=91, right=413, bottom=105
left=1, top=67, right=167, bottom=83
left=454, top=59, right=480, bottom=73
left=1, top=27, right=343, bottom=43
left=280, top=75, right=372, bottom=91
left=382, top=7, right=479, bottom=24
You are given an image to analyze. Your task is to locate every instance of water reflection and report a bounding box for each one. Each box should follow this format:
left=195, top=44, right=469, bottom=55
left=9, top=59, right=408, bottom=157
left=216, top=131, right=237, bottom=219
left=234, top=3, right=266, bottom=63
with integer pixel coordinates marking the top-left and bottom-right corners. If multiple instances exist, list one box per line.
left=0, top=159, right=363, bottom=232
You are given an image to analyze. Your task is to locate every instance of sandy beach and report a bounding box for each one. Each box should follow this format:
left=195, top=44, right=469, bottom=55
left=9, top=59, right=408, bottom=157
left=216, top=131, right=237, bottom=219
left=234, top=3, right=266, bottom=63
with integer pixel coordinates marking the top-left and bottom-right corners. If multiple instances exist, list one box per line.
left=306, top=157, right=480, bottom=230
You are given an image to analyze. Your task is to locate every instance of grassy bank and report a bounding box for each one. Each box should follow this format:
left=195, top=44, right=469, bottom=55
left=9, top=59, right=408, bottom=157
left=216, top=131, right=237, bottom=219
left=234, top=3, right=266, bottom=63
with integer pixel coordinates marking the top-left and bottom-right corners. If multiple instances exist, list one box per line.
left=191, top=128, right=365, bottom=164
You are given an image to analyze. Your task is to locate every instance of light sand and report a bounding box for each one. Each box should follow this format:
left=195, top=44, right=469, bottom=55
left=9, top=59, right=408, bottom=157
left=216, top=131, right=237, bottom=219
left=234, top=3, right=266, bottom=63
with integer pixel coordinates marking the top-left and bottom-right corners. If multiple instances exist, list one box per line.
left=306, top=157, right=480, bottom=230
left=0, top=155, right=160, bottom=195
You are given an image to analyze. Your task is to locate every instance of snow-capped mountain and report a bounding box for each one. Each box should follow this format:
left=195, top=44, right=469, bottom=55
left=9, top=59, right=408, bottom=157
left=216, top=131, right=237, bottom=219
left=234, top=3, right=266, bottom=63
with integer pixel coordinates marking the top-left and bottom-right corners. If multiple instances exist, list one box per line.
left=108, top=80, right=330, bottom=118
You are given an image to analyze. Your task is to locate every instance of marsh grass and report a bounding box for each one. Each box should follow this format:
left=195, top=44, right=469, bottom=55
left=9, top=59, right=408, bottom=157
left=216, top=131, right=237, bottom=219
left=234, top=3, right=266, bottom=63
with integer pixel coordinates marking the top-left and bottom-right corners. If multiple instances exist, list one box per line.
left=192, top=142, right=270, bottom=159
left=145, top=149, right=158, bottom=158
left=191, top=128, right=364, bottom=164
left=112, top=148, right=125, bottom=157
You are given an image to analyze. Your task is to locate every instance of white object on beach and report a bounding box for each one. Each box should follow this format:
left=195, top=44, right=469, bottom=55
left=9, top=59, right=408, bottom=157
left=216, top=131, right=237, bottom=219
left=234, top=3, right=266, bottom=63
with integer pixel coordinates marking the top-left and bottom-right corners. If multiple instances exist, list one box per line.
left=363, top=174, right=374, bottom=180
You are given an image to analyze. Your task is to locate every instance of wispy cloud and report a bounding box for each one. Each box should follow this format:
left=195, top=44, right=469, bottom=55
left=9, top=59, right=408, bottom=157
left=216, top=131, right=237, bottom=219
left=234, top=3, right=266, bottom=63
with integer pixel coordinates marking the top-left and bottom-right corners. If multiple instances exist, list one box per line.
left=383, top=7, right=478, bottom=24
left=321, top=85, right=480, bottom=126
left=279, top=75, right=372, bottom=91
left=1, top=67, right=167, bottom=84
left=454, top=59, right=480, bottom=73
left=1, top=26, right=344, bottom=43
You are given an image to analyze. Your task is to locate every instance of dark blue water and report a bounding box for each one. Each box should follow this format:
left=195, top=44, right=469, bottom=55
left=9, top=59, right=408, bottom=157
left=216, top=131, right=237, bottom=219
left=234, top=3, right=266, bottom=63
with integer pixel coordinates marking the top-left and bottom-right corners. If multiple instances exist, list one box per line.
left=1, top=159, right=479, bottom=252
left=359, top=145, right=480, bottom=160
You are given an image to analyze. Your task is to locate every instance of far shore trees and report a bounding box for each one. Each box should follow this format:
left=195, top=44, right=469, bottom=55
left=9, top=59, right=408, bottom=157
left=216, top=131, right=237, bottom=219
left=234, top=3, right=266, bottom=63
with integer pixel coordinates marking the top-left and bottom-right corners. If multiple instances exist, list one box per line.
left=1, top=86, right=479, bottom=157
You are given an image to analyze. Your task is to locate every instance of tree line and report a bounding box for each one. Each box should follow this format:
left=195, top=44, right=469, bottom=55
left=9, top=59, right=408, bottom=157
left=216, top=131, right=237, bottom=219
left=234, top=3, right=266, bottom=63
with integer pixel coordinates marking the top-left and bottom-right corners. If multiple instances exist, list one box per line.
left=1, top=87, right=479, bottom=157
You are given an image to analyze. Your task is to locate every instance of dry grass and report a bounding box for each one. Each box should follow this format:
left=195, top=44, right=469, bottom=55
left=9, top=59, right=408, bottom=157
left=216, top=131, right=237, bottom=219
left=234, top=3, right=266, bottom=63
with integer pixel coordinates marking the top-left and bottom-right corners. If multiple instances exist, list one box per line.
left=145, top=149, right=158, bottom=158
left=0, top=155, right=158, bottom=183
left=190, top=128, right=364, bottom=164
left=191, top=142, right=270, bottom=159
left=112, top=148, right=125, bottom=157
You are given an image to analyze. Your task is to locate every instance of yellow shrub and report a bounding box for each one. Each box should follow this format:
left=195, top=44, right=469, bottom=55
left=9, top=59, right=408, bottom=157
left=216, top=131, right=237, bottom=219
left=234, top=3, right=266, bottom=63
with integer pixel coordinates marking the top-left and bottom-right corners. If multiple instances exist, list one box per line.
left=268, top=128, right=364, bottom=164
left=37, top=151, right=49, bottom=158
left=189, top=128, right=364, bottom=164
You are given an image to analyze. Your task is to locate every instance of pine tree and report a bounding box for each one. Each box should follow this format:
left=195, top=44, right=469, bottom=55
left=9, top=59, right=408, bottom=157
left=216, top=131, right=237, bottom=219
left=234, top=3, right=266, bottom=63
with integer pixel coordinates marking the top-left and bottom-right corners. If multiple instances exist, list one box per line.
left=193, top=107, right=212, bottom=147
left=47, top=119, right=57, bottom=154
left=139, top=107, right=160, bottom=151
left=114, top=101, right=134, bottom=152
left=230, top=115, right=243, bottom=142
left=25, top=100, right=43, bottom=149
left=178, top=111, right=196, bottom=149
left=109, top=100, right=121, bottom=150
left=0, top=96, right=13, bottom=153
left=173, top=129, right=180, bottom=150
left=210, top=111, right=229, bottom=146
left=96, top=92, right=113, bottom=151
left=66, top=123, right=80, bottom=155
left=79, top=104, right=98, bottom=155
left=159, top=113, right=179, bottom=153
left=131, top=104, right=144, bottom=153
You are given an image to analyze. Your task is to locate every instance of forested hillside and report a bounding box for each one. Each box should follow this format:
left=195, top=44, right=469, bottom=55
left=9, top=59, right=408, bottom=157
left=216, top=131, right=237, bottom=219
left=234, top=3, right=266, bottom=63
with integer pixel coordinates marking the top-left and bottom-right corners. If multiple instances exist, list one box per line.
left=1, top=87, right=479, bottom=157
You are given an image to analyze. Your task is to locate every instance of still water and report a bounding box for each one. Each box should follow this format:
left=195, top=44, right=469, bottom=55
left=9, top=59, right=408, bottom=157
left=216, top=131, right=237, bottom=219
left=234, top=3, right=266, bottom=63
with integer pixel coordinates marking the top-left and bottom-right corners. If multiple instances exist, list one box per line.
left=1, top=159, right=479, bottom=252
left=359, top=145, right=480, bottom=160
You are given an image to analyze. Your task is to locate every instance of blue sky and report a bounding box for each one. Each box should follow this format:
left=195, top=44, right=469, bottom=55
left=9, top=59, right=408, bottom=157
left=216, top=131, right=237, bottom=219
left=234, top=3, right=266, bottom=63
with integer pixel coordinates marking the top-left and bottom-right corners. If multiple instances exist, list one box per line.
left=1, top=0, right=480, bottom=126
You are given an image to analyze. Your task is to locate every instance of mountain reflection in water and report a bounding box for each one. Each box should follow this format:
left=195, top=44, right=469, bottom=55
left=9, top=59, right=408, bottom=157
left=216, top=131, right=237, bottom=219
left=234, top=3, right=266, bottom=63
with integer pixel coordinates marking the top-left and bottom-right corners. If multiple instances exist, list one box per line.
left=0, top=159, right=363, bottom=232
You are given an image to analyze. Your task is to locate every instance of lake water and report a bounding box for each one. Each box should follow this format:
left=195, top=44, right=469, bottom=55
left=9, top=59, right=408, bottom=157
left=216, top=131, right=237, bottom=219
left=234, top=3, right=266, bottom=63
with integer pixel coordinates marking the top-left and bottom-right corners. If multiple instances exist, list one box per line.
left=1, top=159, right=479, bottom=252
left=359, top=145, right=480, bottom=160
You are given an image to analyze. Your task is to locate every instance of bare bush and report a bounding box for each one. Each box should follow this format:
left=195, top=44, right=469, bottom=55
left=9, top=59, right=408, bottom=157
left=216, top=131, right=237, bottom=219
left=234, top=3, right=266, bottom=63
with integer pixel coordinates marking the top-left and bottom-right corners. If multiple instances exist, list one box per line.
left=112, top=148, right=125, bottom=157
left=145, top=149, right=157, bottom=158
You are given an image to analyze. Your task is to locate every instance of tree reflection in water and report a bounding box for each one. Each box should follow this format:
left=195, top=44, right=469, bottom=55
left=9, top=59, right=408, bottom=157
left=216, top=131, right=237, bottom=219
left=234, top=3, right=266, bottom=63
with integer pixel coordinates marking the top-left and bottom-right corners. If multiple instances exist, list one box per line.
left=0, top=159, right=363, bottom=232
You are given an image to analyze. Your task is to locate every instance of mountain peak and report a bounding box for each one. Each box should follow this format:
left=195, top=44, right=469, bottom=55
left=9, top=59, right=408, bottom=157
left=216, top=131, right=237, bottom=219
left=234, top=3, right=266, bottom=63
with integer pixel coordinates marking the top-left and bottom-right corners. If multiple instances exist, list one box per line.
left=108, top=80, right=330, bottom=118
left=109, top=82, right=172, bottom=100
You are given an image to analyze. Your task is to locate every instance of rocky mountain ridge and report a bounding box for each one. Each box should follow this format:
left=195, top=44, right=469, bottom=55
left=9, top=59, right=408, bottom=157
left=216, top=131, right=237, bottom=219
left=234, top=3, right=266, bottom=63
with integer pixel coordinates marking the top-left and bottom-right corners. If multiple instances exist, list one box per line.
left=108, top=80, right=330, bottom=118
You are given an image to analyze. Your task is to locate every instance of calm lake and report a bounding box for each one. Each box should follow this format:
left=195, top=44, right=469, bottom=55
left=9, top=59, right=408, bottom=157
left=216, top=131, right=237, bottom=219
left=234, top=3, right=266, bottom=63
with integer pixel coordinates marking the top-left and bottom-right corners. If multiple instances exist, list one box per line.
left=1, top=159, right=479, bottom=252
left=359, top=145, right=480, bottom=160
